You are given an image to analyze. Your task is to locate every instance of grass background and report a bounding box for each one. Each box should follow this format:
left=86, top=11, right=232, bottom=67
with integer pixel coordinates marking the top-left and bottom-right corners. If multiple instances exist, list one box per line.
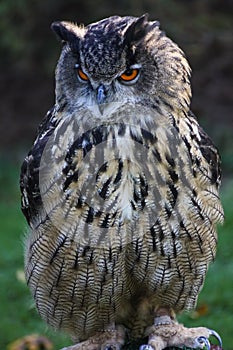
left=0, top=155, right=232, bottom=350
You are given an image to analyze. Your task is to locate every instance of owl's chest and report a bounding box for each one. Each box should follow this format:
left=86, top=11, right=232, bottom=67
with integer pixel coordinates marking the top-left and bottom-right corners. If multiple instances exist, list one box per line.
left=59, top=123, right=163, bottom=227
left=43, top=118, right=192, bottom=244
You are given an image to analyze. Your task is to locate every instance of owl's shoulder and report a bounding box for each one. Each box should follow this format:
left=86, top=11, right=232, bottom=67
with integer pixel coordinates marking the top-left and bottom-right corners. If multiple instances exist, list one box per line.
left=188, top=111, right=221, bottom=187
left=20, top=106, right=58, bottom=225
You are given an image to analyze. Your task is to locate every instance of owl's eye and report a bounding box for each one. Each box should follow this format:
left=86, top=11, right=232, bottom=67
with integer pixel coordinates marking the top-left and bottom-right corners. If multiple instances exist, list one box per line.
left=78, top=69, right=89, bottom=81
left=75, top=65, right=89, bottom=82
left=119, top=68, right=140, bottom=84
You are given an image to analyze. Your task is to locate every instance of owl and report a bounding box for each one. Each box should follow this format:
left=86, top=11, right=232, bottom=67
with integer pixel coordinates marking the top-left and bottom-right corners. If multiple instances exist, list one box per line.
left=20, top=14, right=224, bottom=350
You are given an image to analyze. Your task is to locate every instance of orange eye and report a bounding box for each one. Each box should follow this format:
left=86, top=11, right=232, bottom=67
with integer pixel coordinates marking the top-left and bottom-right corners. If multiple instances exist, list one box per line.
left=120, top=68, right=139, bottom=82
left=77, top=68, right=89, bottom=81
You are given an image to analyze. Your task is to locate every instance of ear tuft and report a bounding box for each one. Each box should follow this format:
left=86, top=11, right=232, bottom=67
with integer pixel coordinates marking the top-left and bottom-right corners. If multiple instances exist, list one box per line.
left=51, top=21, right=79, bottom=43
left=124, top=14, right=159, bottom=46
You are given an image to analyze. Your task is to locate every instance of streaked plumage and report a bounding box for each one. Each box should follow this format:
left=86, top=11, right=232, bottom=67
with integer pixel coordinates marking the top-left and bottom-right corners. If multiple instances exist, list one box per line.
left=20, top=14, right=224, bottom=349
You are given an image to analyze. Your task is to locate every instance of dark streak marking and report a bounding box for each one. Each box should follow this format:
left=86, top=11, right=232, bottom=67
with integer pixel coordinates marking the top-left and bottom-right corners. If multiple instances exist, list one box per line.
left=130, top=129, right=143, bottom=144
left=180, top=220, right=192, bottom=241
left=101, top=213, right=110, bottom=228
left=168, top=169, right=178, bottom=183
left=82, top=245, right=91, bottom=257
left=92, top=128, right=103, bottom=145
left=191, top=198, right=205, bottom=220
left=76, top=197, right=83, bottom=209
left=141, top=128, right=157, bottom=143
left=55, top=258, right=65, bottom=287
left=114, top=159, right=123, bottom=184
left=118, top=123, right=126, bottom=136
left=86, top=207, right=94, bottom=223
left=99, top=177, right=112, bottom=199
left=50, top=235, right=67, bottom=264
left=168, top=182, right=178, bottom=204
left=166, top=154, right=175, bottom=167
left=152, top=149, right=162, bottom=162
left=150, top=226, right=157, bottom=252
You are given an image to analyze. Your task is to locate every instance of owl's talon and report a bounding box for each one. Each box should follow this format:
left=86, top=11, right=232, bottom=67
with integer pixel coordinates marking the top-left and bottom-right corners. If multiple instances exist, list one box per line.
left=197, top=336, right=210, bottom=350
left=209, top=329, right=222, bottom=347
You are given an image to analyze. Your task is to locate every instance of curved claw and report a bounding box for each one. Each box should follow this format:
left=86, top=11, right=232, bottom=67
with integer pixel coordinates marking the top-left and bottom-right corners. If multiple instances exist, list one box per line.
left=209, top=329, right=223, bottom=347
left=197, top=336, right=211, bottom=350
left=139, top=345, right=154, bottom=350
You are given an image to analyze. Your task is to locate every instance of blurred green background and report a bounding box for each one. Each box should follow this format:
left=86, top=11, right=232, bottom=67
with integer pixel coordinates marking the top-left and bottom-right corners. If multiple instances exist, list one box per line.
left=0, top=0, right=232, bottom=349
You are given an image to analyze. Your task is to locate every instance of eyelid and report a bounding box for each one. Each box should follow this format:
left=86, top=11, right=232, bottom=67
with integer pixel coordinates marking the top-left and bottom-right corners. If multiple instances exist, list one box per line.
left=130, top=63, right=142, bottom=70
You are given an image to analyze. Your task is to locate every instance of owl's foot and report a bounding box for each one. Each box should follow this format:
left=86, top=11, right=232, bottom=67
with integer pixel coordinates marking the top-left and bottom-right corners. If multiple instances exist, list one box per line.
left=139, top=308, right=222, bottom=350
left=61, top=325, right=125, bottom=350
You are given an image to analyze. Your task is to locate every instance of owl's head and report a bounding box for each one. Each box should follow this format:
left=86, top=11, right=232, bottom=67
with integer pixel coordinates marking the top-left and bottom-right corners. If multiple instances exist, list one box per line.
left=52, top=15, right=191, bottom=118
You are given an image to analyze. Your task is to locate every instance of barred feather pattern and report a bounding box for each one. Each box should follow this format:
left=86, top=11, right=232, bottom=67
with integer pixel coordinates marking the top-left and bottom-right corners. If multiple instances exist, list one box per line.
left=20, top=15, right=224, bottom=343
left=22, top=103, right=223, bottom=341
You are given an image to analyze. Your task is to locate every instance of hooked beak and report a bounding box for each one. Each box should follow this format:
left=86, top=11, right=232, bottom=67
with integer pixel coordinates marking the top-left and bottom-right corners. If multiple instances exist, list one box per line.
left=97, top=84, right=107, bottom=105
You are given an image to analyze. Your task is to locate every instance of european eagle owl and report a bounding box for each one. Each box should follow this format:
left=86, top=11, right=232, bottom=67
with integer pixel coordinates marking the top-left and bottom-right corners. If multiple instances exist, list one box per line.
left=20, top=14, right=224, bottom=350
